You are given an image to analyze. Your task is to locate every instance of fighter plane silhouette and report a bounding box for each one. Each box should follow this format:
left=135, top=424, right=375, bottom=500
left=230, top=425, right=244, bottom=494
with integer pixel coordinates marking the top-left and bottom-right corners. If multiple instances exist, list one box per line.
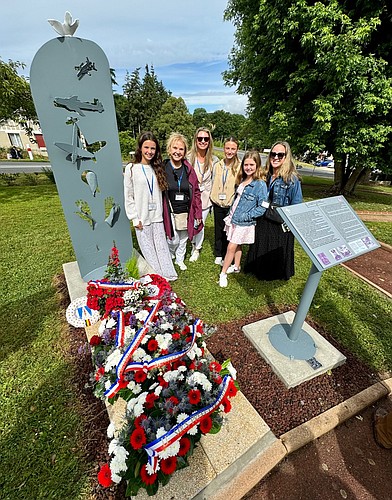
left=54, top=96, right=104, bottom=116
left=54, top=119, right=105, bottom=164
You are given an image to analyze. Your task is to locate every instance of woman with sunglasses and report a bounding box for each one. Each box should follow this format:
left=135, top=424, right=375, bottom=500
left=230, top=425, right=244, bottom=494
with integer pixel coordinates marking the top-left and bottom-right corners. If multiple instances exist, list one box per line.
left=124, top=131, right=177, bottom=281
left=187, top=127, right=218, bottom=262
left=244, top=141, right=302, bottom=281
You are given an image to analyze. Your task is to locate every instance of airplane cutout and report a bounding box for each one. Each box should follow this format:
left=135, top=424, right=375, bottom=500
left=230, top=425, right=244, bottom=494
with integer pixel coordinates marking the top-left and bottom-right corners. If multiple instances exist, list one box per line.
left=54, top=96, right=104, bottom=116
left=75, top=57, right=97, bottom=80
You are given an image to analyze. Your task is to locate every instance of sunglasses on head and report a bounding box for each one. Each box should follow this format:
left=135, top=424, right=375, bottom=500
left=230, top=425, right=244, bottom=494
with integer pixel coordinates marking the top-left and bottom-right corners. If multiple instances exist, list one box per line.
left=270, top=151, right=285, bottom=160
left=197, top=136, right=210, bottom=143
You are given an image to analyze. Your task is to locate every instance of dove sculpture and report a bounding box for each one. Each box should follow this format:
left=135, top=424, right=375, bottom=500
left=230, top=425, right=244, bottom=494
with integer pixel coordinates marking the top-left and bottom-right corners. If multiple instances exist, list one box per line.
left=48, top=11, right=79, bottom=36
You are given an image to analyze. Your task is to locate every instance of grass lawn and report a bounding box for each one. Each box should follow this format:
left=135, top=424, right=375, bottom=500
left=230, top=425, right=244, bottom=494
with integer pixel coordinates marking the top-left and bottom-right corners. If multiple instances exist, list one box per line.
left=0, top=176, right=391, bottom=498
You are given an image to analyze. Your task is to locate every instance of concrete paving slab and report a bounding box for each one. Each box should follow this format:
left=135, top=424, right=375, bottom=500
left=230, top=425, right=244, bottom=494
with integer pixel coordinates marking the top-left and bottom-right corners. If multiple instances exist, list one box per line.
left=243, top=311, right=346, bottom=388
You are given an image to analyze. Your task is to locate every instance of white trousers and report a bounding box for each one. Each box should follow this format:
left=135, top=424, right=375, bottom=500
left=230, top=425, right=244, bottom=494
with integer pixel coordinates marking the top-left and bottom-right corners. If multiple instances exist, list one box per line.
left=192, top=206, right=211, bottom=250
left=167, top=228, right=189, bottom=264
left=135, top=222, right=178, bottom=280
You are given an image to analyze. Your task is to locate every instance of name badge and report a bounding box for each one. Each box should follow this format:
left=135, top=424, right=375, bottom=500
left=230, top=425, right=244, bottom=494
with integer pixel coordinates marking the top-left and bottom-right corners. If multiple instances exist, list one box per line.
left=218, top=193, right=227, bottom=200
left=148, top=202, right=157, bottom=211
left=261, top=200, right=270, bottom=208
left=175, top=193, right=185, bottom=201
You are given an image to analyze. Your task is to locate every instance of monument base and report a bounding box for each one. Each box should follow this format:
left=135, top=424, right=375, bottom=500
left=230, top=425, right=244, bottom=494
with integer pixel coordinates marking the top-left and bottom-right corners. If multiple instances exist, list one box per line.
left=243, top=311, right=346, bottom=389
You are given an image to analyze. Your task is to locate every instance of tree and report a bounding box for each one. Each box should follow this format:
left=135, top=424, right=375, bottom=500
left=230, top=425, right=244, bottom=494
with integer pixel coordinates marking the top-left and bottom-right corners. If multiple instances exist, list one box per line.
left=113, top=93, right=129, bottom=131
left=140, top=64, right=171, bottom=131
left=224, top=0, right=392, bottom=195
left=192, top=108, right=209, bottom=129
left=0, top=58, right=36, bottom=122
left=151, top=96, right=194, bottom=146
left=123, top=68, right=143, bottom=138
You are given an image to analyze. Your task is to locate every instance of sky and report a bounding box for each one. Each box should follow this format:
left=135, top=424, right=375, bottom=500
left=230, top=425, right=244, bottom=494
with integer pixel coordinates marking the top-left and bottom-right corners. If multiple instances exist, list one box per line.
left=1, top=0, right=248, bottom=115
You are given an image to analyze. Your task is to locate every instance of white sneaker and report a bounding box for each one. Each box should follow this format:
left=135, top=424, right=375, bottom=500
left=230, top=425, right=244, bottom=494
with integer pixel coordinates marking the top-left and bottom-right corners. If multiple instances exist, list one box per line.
left=227, top=265, right=240, bottom=274
left=189, top=249, right=200, bottom=262
left=176, top=261, right=187, bottom=271
left=219, top=273, right=228, bottom=288
left=214, top=257, right=223, bottom=265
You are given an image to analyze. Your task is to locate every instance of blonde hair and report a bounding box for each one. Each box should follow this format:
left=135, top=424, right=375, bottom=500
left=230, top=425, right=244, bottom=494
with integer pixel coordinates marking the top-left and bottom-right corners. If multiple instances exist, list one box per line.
left=188, top=127, right=215, bottom=173
left=235, top=150, right=266, bottom=185
left=267, top=141, right=299, bottom=183
left=166, top=132, right=188, bottom=158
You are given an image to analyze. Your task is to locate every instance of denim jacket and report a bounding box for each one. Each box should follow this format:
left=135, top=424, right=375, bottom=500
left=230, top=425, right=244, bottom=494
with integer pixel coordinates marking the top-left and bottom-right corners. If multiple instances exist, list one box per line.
left=231, top=179, right=268, bottom=226
left=268, top=176, right=302, bottom=207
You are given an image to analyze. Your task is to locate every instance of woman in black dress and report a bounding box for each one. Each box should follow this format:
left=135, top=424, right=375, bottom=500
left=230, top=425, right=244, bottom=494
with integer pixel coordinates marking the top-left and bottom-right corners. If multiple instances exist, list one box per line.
left=244, top=141, right=303, bottom=281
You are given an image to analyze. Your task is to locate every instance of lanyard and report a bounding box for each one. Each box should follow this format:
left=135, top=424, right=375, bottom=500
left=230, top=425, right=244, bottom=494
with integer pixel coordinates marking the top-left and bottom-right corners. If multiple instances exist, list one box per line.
left=196, top=158, right=205, bottom=182
left=171, top=163, right=184, bottom=192
left=221, top=164, right=229, bottom=189
left=142, top=164, right=154, bottom=197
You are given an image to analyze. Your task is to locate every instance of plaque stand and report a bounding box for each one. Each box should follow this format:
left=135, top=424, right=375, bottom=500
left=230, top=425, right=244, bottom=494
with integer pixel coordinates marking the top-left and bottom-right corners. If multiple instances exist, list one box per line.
left=269, top=264, right=321, bottom=360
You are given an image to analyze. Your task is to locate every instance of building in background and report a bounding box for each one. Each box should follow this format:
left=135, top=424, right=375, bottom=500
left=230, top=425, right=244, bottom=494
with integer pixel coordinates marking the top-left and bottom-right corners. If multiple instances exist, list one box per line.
left=0, top=120, right=48, bottom=157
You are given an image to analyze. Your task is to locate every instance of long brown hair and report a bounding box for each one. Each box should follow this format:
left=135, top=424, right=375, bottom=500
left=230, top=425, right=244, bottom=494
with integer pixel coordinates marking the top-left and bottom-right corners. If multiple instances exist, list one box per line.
left=235, top=150, right=265, bottom=185
left=266, top=141, right=299, bottom=183
left=188, top=127, right=215, bottom=173
left=224, top=136, right=240, bottom=175
left=134, top=131, right=168, bottom=190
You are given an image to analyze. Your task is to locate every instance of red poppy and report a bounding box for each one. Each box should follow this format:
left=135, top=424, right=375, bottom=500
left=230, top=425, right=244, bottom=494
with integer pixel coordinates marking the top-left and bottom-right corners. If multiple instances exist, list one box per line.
left=140, top=464, right=158, bottom=485
left=134, top=371, right=147, bottom=383
left=160, top=456, right=177, bottom=475
left=95, top=366, right=105, bottom=381
left=167, top=396, right=179, bottom=406
left=118, top=377, right=129, bottom=389
left=158, top=375, right=169, bottom=388
left=214, top=374, right=223, bottom=384
left=196, top=323, right=204, bottom=334
left=199, top=415, right=213, bottom=434
left=147, top=339, right=158, bottom=352
left=97, top=463, right=112, bottom=488
left=209, top=361, right=222, bottom=372
left=134, top=414, right=147, bottom=428
left=182, top=325, right=190, bottom=335
left=188, top=389, right=201, bottom=405
left=145, top=393, right=158, bottom=409
left=89, top=335, right=102, bottom=346
left=221, top=397, right=232, bottom=413
left=172, top=333, right=181, bottom=341
left=178, top=437, right=191, bottom=456
left=227, top=380, right=238, bottom=398
left=130, top=427, right=147, bottom=449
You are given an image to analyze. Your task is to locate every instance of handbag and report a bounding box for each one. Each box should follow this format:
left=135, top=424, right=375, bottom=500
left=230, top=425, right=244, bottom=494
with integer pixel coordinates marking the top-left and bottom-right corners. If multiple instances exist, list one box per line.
left=173, top=212, right=188, bottom=231
left=263, top=181, right=284, bottom=224
left=264, top=204, right=284, bottom=224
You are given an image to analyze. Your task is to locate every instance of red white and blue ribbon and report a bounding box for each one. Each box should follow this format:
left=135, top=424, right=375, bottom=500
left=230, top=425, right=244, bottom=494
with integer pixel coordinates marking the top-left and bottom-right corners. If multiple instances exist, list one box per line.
left=114, top=310, right=126, bottom=347
left=104, top=301, right=161, bottom=398
left=88, top=279, right=140, bottom=291
left=144, top=375, right=232, bottom=473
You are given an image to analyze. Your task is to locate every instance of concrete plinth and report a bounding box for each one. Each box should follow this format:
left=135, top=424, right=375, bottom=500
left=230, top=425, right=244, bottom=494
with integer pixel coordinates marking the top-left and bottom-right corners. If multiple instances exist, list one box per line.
left=242, top=311, right=346, bottom=388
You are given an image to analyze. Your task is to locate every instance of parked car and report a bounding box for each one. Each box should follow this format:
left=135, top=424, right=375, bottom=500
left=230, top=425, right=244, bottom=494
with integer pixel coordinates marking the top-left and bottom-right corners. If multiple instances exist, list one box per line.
left=315, top=159, right=334, bottom=168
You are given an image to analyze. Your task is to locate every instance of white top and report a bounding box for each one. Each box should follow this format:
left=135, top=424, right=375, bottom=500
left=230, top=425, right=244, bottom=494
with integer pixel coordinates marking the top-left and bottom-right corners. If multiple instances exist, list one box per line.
left=123, top=163, right=163, bottom=227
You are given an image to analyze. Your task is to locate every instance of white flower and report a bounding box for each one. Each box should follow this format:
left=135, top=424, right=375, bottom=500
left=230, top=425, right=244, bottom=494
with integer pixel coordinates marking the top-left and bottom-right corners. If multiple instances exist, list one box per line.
left=105, top=349, right=122, bottom=372
left=106, top=317, right=117, bottom=329
left=163, top=370, right=180, bottom=383
left=154, top=385, right=162, bottom=396
left=156, top=333, right=172, bottom=350
left=124, top=326, right=135, bottom=342
left=127, top=380, right=142, bottom=394
left=158, top=310, right=166, bottom=317
left=187, top=424, right=198, bottom=435
left=226, top=361, right=237, bottom=380
left=111, top=471, right=122, bottom=484
left=113, top=445, right=129, bottom=464
left=170, top=303, right=177, bottom=310
left=132, top=347, right=147, bottom=362
left=136, top=309, right=149, bottom=322
left=107, top=422, right=115, bottom=439
left=108, top=438, right=119, bottom=455
left=158, top=440, right=180, bottom=459
left=156, top=427, right=166, bottom=439
left=186, top=344, right=202, bottom=361
left=140, top=334, right=149, bottom=345
left=160, top=322, right=173, bottom=331
left=127, top=392, right=148, bottom=415
left=177, top=413, right=189, bottom=424
left=145, top=461, right=160, bottom=475
left=178, top=365, right=187, bottom=372
left=187, top=372, right=212, bottom=392
left=105, top=380, right=112, bottom=390
left=98, top=320, right=106, bottom=334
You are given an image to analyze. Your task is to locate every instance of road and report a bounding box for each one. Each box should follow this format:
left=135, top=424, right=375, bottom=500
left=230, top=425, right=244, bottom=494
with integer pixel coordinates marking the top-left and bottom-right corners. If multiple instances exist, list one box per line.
left=0, top=160, right=334, bottom=179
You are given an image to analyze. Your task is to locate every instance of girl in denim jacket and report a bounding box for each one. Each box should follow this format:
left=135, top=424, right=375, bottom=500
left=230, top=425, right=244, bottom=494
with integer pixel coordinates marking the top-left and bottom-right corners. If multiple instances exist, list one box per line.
left=219, top=151, right=268, bottom=288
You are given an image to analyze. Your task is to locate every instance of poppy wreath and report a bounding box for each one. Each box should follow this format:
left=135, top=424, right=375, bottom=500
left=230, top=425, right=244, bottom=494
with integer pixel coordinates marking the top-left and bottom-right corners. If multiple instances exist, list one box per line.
left=82, top=249, right=239, bottom=497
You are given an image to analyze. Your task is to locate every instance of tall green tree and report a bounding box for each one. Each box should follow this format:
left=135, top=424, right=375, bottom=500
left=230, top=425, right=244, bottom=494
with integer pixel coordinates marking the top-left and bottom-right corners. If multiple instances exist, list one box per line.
left=141, top=64, right=171, bottom=131
left=151, top=96, right=194, bottom=147
left=224, top=0, right=392, bottom=194
left=0, top=58, right=36, bottom=122
left=123, top=68, right=143, bottom=138
left=192, top=107, right=209, bottom=129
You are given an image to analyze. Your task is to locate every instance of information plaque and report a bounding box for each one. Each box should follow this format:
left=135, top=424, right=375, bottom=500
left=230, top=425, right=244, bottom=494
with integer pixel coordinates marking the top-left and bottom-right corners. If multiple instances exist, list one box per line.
left=277, top=195, right=380, bottom=271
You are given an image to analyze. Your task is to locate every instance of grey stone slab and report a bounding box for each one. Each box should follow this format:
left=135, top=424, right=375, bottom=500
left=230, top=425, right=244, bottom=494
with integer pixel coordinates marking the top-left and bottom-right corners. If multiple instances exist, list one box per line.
left=242, top=311, right=346, bottom=388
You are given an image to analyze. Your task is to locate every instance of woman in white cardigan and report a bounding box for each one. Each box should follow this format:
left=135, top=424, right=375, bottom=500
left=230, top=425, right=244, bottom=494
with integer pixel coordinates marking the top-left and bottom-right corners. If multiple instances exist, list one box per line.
left=124, top=131, right=177, bottom=281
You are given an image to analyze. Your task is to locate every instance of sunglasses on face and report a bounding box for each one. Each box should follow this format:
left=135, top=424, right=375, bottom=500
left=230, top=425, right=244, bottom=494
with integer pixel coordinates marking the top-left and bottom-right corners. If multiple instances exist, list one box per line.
left=197, top=137, right=210, bottom=143
left=270, top=151, right=285, bottom=160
